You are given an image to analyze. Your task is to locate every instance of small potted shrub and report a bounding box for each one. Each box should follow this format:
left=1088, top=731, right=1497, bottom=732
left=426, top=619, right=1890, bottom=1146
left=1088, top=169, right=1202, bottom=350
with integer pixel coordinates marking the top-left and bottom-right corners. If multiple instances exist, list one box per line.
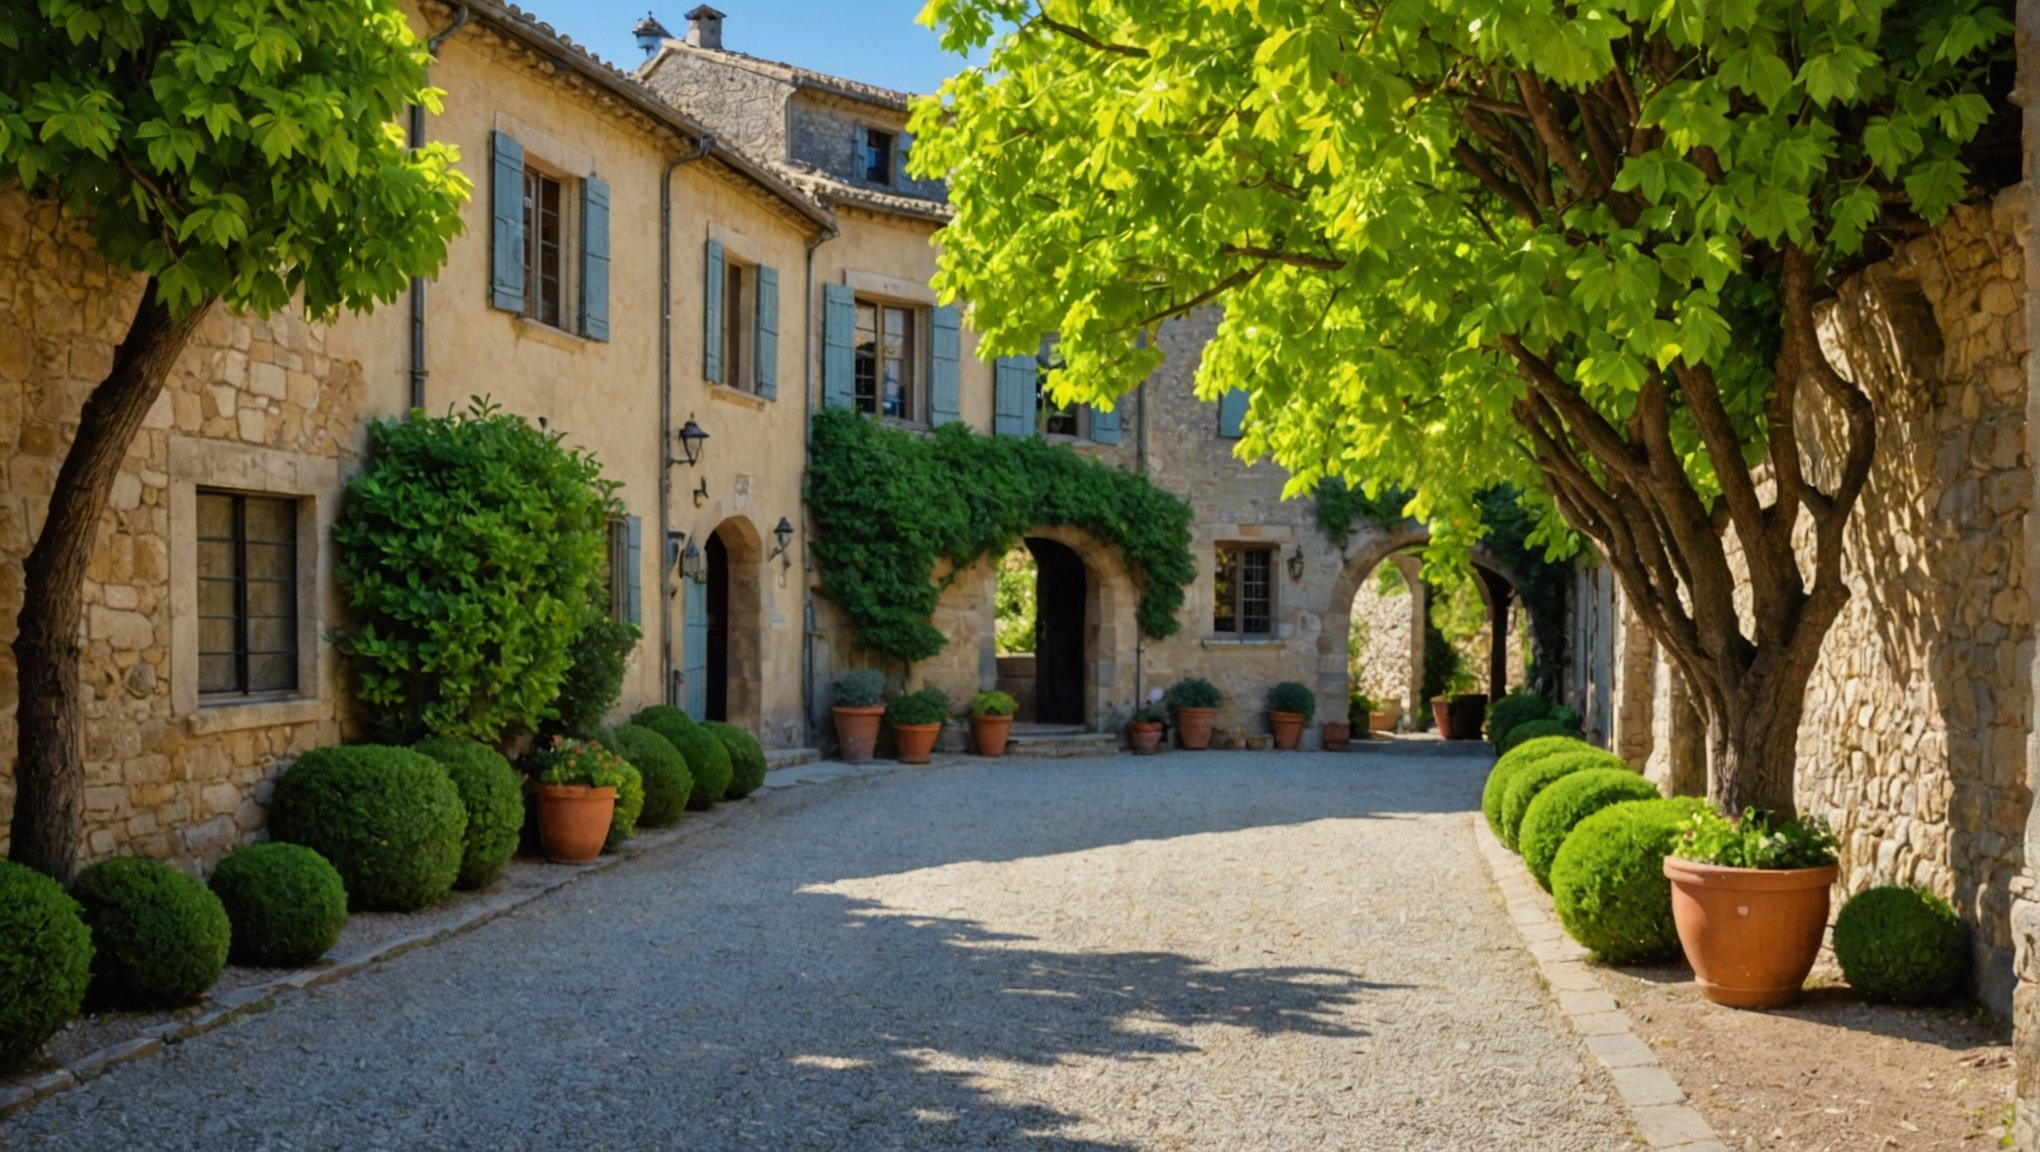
left=1265, top=681, right=1316, bottom=750
left=1128, top=705, right=1167, bottom=755
left=1165, top=677, right=1222, bottom=750
left=527, top=736, right=629, bottom=864
left=969, top=691, right=1019, bottom=757
left=831, top=669, right=887, bottom=762
left=886, top=688, right=949, bottom=764
left=1663, top=807, right=1840, bottom=1008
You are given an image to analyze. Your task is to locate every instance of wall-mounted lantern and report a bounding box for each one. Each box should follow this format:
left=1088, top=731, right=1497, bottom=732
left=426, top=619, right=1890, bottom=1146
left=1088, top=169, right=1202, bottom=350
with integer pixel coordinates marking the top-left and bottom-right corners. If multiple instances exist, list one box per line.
left=768, top=516, right=795, bottom=569
left=674, top=416, right=709, bottom=468
left=1287, top=548, right=1307, bottom=582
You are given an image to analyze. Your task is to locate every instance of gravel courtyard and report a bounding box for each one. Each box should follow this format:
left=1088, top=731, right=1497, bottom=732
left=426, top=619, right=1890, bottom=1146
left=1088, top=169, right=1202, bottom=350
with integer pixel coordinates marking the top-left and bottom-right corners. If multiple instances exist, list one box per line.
left=5, top=750, right=1633, bottom=1151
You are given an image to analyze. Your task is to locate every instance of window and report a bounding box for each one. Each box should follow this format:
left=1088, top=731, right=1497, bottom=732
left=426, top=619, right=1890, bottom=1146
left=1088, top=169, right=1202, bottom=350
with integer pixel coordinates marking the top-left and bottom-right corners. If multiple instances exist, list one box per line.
left=607, top=517, right=633, bottom=622
left=1036, top=348, right=1081, bottom=437
left=854, top=299, right=917, bottom=419
left=1213, top=544, right=1274, bottom=636
left=197, top=491, right=299, bottom=697
left=522, top=167, right=566, bottom=328
left=721, top=260, right=747, bottom=390
left=863, top=128, right=895, bottom=185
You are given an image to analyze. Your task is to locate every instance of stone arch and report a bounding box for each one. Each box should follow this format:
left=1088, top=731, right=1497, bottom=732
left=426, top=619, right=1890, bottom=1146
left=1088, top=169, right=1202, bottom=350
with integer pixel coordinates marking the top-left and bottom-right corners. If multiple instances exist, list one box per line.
left=1017, top=524, right=1141, bottom=729
left=704, top=513, right=765, bottom=729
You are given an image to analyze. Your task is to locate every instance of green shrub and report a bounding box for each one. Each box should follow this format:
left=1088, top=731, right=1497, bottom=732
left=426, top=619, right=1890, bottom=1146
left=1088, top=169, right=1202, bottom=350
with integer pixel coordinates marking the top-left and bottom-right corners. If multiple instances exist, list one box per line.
left=1496, top=716, right=1581, bottom=755
left=1481, top=735, right=1597, bottom=837
left=1551, top=797, right=1708, bottom=963
left=1833, top=886, right=1969, bottom=1004
left=831, top=670, right=886, bottom=708
left=412, top=737, right=524, bottom=889
left=208, top=843, right=348, bottom=968
left=1165, top=677, right=1222, bottom=709
left=705, top=721, right=768, bottom=799
left=269, top=745, right=467, bottom=912
left=1501, top=749, right=1625, bottom=849
left=671, top=724, right=733, bottom=809
left=605, top=724, right=692, bottom=826
left=1520, top=769, right=1662, bottom=890
left=970, top=690, right=1018, bottom=717
left=1348, top=691, right=1379, bottom=728
left=1671, top=807, right=1839, bottom=869
left=71, top=858, right=230, bottom=1008
left=607, top=761, right=645, bottom=850
left=1266, top=681, right=1316, bottom=722
left=1486, top=690, right=1552, bottom=745
left=630, top=704, right=697, bottom=744
left=550, top=618, right=641, bottom=738
left=0, top=861, right=93, bottom=1072
left=885, top=688, right=949, bottom=727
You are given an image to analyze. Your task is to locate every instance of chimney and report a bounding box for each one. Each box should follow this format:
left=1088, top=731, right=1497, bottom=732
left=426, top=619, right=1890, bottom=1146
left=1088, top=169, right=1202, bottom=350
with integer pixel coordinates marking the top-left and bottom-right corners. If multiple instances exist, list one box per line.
left=631, top=11, right=671, bottom=59
left=684, top=5, right=726, bottom=51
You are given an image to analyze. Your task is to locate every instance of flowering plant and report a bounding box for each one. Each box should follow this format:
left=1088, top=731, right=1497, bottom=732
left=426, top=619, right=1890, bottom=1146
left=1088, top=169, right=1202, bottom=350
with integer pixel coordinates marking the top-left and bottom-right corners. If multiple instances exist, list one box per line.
left=528, top=736, right=631, bottom=790
left=1671, top=807, right=1838, bottom=870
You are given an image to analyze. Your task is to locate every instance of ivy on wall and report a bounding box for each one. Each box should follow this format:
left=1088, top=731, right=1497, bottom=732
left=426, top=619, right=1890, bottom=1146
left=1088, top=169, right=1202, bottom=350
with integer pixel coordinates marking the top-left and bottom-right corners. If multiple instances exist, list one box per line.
left=807, top=408, right=1196, bottom=665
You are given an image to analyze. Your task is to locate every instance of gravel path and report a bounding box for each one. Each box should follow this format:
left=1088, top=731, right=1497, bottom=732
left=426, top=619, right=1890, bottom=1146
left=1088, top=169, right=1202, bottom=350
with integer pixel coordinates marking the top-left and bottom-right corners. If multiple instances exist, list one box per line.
left=5, top=750, right=1633, bottom=1150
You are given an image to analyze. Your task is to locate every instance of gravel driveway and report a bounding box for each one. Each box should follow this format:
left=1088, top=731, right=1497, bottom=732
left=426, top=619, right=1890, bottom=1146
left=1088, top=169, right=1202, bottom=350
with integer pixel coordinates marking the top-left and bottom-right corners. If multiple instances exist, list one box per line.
left=5, top=750, right=1632, bottom=1151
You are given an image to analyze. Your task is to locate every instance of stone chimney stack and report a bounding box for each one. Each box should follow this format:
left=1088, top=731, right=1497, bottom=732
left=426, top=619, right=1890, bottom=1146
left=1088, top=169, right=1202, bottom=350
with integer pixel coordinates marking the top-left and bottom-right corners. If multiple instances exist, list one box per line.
left=684, top=5, right=726, bottom=51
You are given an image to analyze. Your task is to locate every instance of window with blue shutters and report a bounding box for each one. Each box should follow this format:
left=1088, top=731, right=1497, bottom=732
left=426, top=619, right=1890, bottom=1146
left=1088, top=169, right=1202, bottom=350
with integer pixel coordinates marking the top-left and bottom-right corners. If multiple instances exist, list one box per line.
left=579, top=176, right=610, bottom=341
left=993, top=355, right=1035, bottom=436
left=822, top=284, right=857, bottom=409
left=929, top=305, right=961, bottom=425
left=704, top=239, right=725, bottom=384
left=490, top=132, right=525, bottom=313
left=755, top=266, right=779, bottom=400
left=606, top=516, right=643, bottom=626
left=1089, top=399, right=1123, bottom=444
left=1218, top=388, right=1249, bottom=438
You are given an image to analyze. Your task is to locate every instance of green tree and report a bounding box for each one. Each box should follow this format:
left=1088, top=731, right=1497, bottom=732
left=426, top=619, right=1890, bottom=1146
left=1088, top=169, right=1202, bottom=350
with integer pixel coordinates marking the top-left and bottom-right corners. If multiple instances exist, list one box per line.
left=1, top=0, right=469, bottom=879
left=912, top=0, right=2012, bottom=816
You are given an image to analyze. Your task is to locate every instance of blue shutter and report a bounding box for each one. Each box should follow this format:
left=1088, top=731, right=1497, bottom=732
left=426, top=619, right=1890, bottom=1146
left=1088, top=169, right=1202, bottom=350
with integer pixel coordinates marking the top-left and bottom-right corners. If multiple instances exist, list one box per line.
left=993, top=355, right=1034, bottom=437
left=1218, top=388, right=1249, bottom=438
left=1089, top=399, right=1122, bottom=444
left=579, top=176, right=610, bottom=341
left=683, top=575, right=709, bottom=718
left=822, top=283, right=856, bottom=409
left=929, top=305, right=961, bottom=426
left=490, top=132, right=525, bottom=313
left=624, top=515, right=643, bottom=628
left=755, top=265, right=779, bottom=400
left=704, top=239, right=724, bottom=383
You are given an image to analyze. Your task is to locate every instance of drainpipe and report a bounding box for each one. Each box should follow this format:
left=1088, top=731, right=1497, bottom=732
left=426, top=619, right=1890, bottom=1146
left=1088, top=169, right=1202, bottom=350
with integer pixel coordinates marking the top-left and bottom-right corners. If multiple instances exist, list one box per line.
left=659, top=135, right=715, bottom=708
left=1133, top=342, right=1152, bottom=710
left=799, top=222, right=840, bottom=746
left=406, top=4, right=470, bottom=410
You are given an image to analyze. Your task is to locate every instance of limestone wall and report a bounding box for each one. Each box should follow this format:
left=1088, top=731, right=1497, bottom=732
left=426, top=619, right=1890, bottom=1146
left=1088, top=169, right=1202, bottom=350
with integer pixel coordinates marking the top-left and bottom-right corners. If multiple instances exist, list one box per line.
left=1349, top=564, right=1415, bottom=725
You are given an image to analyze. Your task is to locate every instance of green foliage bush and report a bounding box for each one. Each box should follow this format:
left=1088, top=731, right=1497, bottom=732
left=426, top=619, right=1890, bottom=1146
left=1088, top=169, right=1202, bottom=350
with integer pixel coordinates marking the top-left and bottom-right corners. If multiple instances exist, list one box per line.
left=671, top=724, right=733, bottom=810
left=605, top=725, right=692, bottom=827
left=71, top=858, right=230, bottom=1008
left=1165, top=677, right=1222, bottom=710
left=269, top=745, right=467, bottom=912
left=606, top=761, right=645, bottom=851
left=808, top=407, right=1195, bottom=662
left=0, top=861, right=92, bottom=1072
left=1479, top=734, right=1597, bottom=838
left=970, top=690, right=1019, bottom=717
left=1520, top=769, right=1662, bottom=891
left=705, top=722, right=768, bottom=799
left=550, top=619, right=642, bottom=738
left=332, top=400, right=616, bottom=743
left=831, top=670, right=886, bottom=708
left=1486, top=691, right=1552, bottom=745
left=886, top=688, right=950, bottom=727
left=412, top=737, right=525, bottom=889
left=1496, top=716, right=1580, bottom=756
left=1266, top=681, right=1316, bottom=722
left=630, top=704, right=698, bottom=748
left=1551, top=797, right=1708, bottom=964
left=1833, top=886, right=1969, bottom=1004
left=1671, top=807, right=1839, bottom=870
left=208, top=843, right=348, bottom=968
left=1501, top=750, right=1622, bottom=850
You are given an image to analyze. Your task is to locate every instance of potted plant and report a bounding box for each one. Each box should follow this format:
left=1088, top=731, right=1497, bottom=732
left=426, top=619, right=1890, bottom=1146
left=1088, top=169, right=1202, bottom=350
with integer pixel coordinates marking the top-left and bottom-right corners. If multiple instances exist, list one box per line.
left=831, top=669, right=886, bottom=762
left=528, top=736, right=627, bottom=864
left=1129, top=706, right=1166, bottom=755
left=886, top=688, right=949, bottom=765
left=1266, top=681, right=1316, bottom=750
left=1432, top=670, right=1483, bottom=739
left=1663, top=808, right=1840, bottom=1008
left=1321, top=717, right=1351, bottom=751
left=1165, top=677, right=1222, bottom=750
left=969, top=691, right=1018, bottom=757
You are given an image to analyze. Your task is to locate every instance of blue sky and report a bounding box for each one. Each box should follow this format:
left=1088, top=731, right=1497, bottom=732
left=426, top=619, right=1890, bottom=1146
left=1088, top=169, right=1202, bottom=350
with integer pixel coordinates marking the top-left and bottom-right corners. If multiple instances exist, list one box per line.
left=523, top=1, right=986, bottom=95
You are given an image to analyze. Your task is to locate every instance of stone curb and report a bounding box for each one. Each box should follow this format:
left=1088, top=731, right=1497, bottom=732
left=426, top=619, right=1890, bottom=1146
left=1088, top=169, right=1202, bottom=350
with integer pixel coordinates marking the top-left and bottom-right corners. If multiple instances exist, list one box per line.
left=1473, top=818, right=1729, bottom=1152
left=0, top=757, right=907, bottom=1122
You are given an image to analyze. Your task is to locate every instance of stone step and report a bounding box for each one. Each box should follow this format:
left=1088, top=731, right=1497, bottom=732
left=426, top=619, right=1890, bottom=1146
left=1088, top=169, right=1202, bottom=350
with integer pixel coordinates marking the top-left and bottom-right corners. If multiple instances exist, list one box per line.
left=1001, top=731, right=1122, bottom=759
left=765, top=748, right=822, bottom=772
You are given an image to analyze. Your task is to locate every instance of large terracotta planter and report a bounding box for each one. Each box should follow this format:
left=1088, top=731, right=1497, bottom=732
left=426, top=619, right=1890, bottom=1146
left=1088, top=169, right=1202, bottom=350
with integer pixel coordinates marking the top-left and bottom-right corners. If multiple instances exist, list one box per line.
left=1430, top=698, right=1453, bottom=737
left=833, top=705, right=884, bottom=762
left=1129, top=721, right=1164, bottom=755
left=971, top=714, right=1014, bottom=757
left=1174, top=707, right=1215, bottom=750
left=1268, top=711, right=1306, bottom=750
left=1368, top=709, right=1396, bottom=734
left=533, top=783, right=616, bottom=864
left=1663, top=857, right=1839, bottom=1008
left=1321, top=721, right=1351, bottom=751
left=893, top=722, right=942, bottom=765
left=1449, top=694, right=1488, bottom=740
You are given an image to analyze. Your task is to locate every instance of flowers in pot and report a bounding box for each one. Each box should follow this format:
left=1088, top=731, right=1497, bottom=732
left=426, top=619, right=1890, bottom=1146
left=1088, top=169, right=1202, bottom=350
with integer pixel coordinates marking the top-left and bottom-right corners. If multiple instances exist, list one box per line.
left=1164, top=677, right=1222, bottom=750
left=831, top=669, right=887, bottom=762
left=1128, top=705, right=1167, bottom=755
left=1265, top=681, right=1316, bottom=750
left=885, top=688, right=949, bottom=764
left=528, top=736, right=630, bottom=864
left=969, top=691, right=1018, bottom=757
left=1664, top=807, right=1840, bottom=1008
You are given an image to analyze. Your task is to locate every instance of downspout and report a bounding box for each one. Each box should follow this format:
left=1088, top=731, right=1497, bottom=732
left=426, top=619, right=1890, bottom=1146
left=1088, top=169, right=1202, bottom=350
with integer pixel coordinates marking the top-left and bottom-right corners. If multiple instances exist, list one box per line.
left=407, top=4, right=470, bottom=410
left=1133, top=347, right=1152, bottom=710
left=659, top=135, right=716, bottom=708
left=799, top=222, right=840, bottom=746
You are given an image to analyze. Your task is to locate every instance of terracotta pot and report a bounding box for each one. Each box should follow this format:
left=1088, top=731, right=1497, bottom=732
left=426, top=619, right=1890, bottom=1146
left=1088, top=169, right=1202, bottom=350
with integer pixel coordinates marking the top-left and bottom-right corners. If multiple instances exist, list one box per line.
left=1430, top=698, right=1453, bottom=737
left=532, top=782, right=616, bottom=864
left=1663, top=857, right=1839, bottom=1008
left=1130, top=721, right=1164, bottom=755
left=1449, top=694, right=1488, bottom=741
left=1174, top=707, right=1216, bottom=750
left=1368, top=709, right=1396, bottom=734
left=971, top=713, right=1014, bottom=757
left=893, top=722, right=942, bottom=765
left=1269, top=711, right=1306, bottom=750
left=833, top=705, right=884, bottom=762
left=1321, top=721, right=1351, bottom=751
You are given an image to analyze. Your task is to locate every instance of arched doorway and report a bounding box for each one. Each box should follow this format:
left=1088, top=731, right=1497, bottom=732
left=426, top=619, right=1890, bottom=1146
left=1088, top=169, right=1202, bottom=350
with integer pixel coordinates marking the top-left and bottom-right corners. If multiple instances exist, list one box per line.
left=685, top=517, right=763, bottom=727
left=988, top=529, right=1133, bottom=729
left=705, top=531, right=730, bottom=722
left=1029, top=537, right=1088, bottom=725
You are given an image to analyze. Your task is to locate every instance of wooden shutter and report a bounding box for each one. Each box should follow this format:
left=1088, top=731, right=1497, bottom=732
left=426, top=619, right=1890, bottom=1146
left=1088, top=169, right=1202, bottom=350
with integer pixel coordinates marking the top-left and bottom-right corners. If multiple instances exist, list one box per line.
left=1089, top=398, right=1122, bottom=444
left=993, top=355, right=1034, bottom=437
left=929, top=305, right=961, bottom=426
left=1218, top=388, right=1249, bottom=438
left=755, top=265, right=779, bottom=400
left=704, top=239, right=725, bottom=383
left=822, top=283, right=856, bottom=408
left=682, top=574, right=709, bottom=718
left=625, top=515, right=643, bottom=627
left=490, top=132, right=525, bottom=313
left=579, top=176, right=611, bottom=341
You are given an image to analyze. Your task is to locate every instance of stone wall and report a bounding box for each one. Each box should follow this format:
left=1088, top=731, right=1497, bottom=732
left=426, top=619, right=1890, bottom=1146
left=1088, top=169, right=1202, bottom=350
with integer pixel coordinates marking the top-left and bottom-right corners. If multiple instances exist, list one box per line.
left=786, top=93, right=947, bottom=201
left=639, top=42, right=790, bottom=166
left=1349, top=561, right=1416, bottom=726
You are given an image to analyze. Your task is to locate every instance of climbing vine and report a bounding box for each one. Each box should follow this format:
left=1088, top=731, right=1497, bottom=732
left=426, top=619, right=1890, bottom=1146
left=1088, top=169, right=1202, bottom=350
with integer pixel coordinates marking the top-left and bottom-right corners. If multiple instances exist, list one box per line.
left=807, top=408, right=1195, bottom=665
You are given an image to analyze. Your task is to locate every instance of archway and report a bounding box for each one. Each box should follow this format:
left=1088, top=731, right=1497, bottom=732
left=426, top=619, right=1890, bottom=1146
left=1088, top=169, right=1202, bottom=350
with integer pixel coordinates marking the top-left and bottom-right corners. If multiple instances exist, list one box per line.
left=701, top=517, right=764, bottom=727
left=983, top=526, right=1137, bottom=730
left=1029, top=537, right=1088, bottom=725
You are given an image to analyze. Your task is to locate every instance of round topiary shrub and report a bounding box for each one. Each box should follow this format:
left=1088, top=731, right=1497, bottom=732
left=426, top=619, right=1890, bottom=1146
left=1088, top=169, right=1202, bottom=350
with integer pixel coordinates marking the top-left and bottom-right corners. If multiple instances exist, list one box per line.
left=1551, top=797, right=1708, bottom=963
left=1485, top=691, right=1552, bottom=746
left=705, top=721, right=767, bottom=800
left=71, top=858, right=230, bottom=1008
left=0, top=861, right=93, bottom=1072
left=1501, top=748, right=1624, bottom=850
left=670, top=723, right=733, bottom=810
left=1496, top=716, right=1581, bottom=756
left=413, top=737, right=525, bottom=890
left=208, top=843, right=348, bottom=968
left=605, top=724, right=692, bottom=827
left=630, top=705, right=697, bottom=749
left=606, top=760, right=646, bottom=851
left=1833, top=886, right=1969, bottom=1004
left=1520, top=769, right=1662, bottom=891
left=268, top=745, right=467, bottom=912
left=1482, top=735, right=1596, bottom=837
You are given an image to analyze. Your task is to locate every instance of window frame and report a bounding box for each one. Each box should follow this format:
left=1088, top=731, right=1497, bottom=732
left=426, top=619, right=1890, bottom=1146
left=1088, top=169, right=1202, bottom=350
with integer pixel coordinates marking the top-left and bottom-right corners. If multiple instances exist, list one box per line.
left=1213, top=543, right=1277, bottom=637
left=520, top=162, right=576, bottom=332
left=862, top=126, right=896, bottom=186
left=195, top=488, right=302, bottom=700
left=1034, top=346, right=1087, bottom=438
left=718, top=255, right=757, bottom=392
left=852, top=296, right=922, bottom=423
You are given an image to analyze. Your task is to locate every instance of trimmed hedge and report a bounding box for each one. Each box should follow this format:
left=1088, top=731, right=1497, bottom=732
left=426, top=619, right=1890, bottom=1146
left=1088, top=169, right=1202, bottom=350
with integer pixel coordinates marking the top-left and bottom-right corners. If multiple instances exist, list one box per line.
left=606, top=724, right=693, bottom=827
left=413, top=737, right=524, bottom=889
left=671, top=724, right=733, bottom=809
left=1833, top=886, right=1969, bottom=1004
left=269, top=745, right=467, bottom=912
left=705, top=721, right=767, bottom=799
left=606, top=761, right=646, bottom=850
left=1500, top=748, right=1624, bottom=850
left=1551, top=797, right=1708, bottom=963
left=0, top=861, right=93, bottom=1072
left=1485, top=691, right=1552, bottom=745
left=72, top=858, right=230, bottom=1008
left=1496, top=716, right=1580, bottom=756
left=209, top=843, right=348, bottom=968
left=630, top=705, right=697, bottom=748
left=1481, top=735, right=1595, bottom=837
left=1520, top=769, right=1662, bottom=891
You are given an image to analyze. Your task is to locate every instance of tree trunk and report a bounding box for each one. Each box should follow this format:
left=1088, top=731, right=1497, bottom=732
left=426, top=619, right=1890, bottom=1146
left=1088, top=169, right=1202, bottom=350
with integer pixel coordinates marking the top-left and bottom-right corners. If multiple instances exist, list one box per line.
left=10, top=283, right=211, bottom=881
left=1701, top=669, right=1815, bottom=820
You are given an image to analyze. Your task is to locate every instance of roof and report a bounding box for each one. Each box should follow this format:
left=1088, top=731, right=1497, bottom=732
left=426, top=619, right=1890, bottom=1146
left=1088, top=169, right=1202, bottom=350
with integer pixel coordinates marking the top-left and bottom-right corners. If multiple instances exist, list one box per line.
left=641, top=39, right=916, bottom=113
left=631, top=12, right=671, bottom=39
left=779, top=166, right=953, bottom=224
